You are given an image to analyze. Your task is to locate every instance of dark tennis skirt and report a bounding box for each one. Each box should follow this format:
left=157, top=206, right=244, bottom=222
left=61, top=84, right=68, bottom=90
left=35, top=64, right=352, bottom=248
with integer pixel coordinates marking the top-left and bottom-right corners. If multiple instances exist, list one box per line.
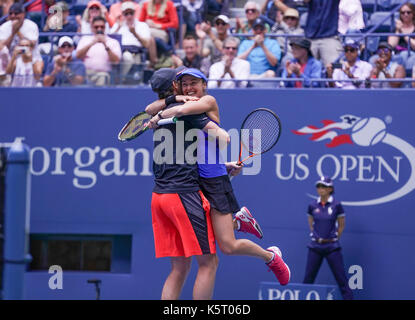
left=199, top=175, right=240, bottom=214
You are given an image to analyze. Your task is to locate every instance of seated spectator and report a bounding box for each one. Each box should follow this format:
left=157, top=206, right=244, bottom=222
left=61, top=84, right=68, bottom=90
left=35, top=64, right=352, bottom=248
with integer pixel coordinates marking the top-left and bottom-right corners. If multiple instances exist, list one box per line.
left=388, top=2, right=415, bottom=53
left=139, top=0, right=178, bottom=44
left=271, top=8, right=303, bottom=60
left=208, top=36, right=250, bottom=88
left=197, top=14, right=231, bottom=67
left=338, top=0, right=364, bottom=34
left=237, top=17, right=281, bottom=79
left=0, top=42, right=10, bottom=86
left=108, top=0, right=141, bottom=27
left=24, top=0, right=54, bottom=30
left=179, top=34, right=210, bottom=75
left=326, top=39, right=371, bottom=89
left=44, top=2, right=78, bottom=33
left=369, top=42, right=405, bottom=88
left=76, top=0, right=110, bottom=35
left=182, top=0, right=204, bottom=34
left=76, top=16, right=122, bottom=86
left=304, top=0, right=343, bottom=66
left=236, top=1, right=267, bottom=34
left=0, top=3, right=39, bottom=52
left=110, top=1, right=158, bottom=77
left=43, top=36, right=86, bottom=87
left=6, top=38, right=43, bottom=87
left=282, top=38, right=322, bottom=88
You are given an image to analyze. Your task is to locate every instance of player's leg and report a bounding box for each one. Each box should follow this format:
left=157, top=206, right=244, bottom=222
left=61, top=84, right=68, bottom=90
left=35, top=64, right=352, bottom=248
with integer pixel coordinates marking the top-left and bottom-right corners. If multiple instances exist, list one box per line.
left=325, top=248, right=354, bottom=300
left=193, top=254, right=219, bottom=300
left=161, top=256, right=192, bottom=300
left=303, top=248, right=324, bottom=284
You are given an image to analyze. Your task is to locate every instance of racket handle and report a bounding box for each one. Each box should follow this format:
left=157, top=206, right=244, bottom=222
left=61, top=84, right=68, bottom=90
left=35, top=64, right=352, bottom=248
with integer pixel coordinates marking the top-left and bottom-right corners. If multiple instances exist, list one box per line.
left=157, top=117, right=177, bottom=126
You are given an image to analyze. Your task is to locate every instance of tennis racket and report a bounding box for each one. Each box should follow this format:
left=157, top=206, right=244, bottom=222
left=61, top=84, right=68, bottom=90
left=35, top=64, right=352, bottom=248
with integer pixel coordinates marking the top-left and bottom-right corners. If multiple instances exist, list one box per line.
left=229, top=108, right=282, bottom=179
left=118, top=111, right=177, bottom=142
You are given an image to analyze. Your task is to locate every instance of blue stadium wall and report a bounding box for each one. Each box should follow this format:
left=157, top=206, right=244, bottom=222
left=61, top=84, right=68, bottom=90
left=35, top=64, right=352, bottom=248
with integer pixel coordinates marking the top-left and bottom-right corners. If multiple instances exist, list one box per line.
left=1, top=87, right=415, bottom=300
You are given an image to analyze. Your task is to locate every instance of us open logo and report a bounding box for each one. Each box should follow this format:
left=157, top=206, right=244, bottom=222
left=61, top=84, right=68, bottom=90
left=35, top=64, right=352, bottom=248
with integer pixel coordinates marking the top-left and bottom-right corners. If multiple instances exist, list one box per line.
left=292, top=114, right=415, bottom=206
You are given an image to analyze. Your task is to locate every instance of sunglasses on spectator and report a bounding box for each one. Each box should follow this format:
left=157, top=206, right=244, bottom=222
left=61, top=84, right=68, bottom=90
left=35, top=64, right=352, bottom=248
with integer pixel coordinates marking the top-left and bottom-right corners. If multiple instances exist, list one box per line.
left=344, top=47, right=357, bottom=53
left=94, top=25, right=105, bottom=30
left=123, top=11, right=134, bottom=16
left=61, top=44, right=73, bottom=48
left=9, top=11, right=23, bottom=16
left=377, top=48, right=391, bottom=54
left=224, top=46, right=237, bottom=50
left=89, top=6, right=100, bottom=10
left=215, top=21, right=227, bottom=26
left=400, top=10, right=412, bottom=15
left=245, top=9, right=257, bottom=14
left=284, top=16, right=298, bottom=21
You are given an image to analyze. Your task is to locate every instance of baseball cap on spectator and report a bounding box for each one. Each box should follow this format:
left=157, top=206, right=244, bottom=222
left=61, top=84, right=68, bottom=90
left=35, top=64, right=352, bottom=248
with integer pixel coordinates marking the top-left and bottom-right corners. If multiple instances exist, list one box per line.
left=378, top=41, right=393, bottom=51
left=283, top=8, right=299, bottom=19
left=343, top=38, right=359, bottom=49
left=58, top=36, right=74, bottom=47
left=252, top=17, right=266, bottom=29
left=290, top=38, right=313, bottom=56
left=9, top=3, right=24, bottom=14
left=121, top=1, right=136, bottom=12
left=214, top=15, right=230, bottom=24
left=176, top=68, right=207, bottom=82
left=87, top=0, right=102, bottom=9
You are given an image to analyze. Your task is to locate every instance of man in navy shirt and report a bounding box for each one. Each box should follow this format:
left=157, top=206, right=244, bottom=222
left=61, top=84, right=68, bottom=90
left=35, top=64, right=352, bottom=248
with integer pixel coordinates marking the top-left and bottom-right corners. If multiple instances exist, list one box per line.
left=303, top=176, right=353, bottom=300
left=304, top=0, right=343, bottom=66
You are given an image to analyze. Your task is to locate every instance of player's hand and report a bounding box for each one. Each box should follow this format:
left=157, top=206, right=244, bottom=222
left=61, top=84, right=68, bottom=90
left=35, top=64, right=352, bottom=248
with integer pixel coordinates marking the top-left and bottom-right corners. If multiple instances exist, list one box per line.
left=176, top=95, right=199, bottom=103
left=147, top=115, right=160, bottom=129
left=226, top=161, right=243, bottom=176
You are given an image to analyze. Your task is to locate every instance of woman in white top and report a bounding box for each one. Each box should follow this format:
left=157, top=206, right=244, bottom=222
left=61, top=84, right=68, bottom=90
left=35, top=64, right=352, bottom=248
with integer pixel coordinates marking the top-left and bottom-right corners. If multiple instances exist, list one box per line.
left=6, top=38, right=43, bottom=87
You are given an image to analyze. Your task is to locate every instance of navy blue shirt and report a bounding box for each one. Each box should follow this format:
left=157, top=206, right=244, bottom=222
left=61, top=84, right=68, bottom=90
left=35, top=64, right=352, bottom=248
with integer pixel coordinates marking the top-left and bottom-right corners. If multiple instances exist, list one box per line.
left=45, top=57, right=86, bottom=86
left=307, top=195, right=345, bottom=244
left=305, top=0, right=340, bottom=39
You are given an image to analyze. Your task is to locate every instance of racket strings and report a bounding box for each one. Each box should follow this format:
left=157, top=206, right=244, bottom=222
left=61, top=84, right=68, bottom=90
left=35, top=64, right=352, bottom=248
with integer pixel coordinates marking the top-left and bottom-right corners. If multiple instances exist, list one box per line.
left=241, top=110, right=281, bottom=154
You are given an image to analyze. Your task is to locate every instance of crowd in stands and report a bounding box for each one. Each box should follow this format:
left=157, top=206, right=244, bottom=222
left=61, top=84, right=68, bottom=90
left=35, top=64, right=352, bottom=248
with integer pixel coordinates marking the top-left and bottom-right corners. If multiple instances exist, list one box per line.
left=1, top=0, right=415, bottom=88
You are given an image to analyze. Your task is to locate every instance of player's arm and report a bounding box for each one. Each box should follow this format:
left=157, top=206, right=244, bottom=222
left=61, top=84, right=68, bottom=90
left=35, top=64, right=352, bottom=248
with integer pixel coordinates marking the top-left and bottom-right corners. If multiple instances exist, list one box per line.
left=145, top=95, right=200, bottom=116
left=157, top=95, right=218, bottom=119
left=307, top=215, right=314, bottom=232
left=203, top=120, right=230, bottom=148
left=337, top=216, right=345, bottom=238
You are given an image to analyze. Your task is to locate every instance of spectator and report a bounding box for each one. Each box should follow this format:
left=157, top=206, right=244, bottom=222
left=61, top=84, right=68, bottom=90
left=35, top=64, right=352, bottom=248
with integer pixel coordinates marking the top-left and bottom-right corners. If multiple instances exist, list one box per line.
left=110, top=1, right=158, bottom=77
left=261, top=0, right=307, bottom=23
left=6, top=38, right=43, bottom=87
left=24, top=0, right=55, bottom=30
left=205, top=0, right=230, bottom=23
left=108, top=0, right=141, bottom=27
left=236, top=1, right=266, bottom=34
left=76, top=0, right=110, bottom=35
left=326, top=39, right=371, bottom=89
left=304, top=0, right=343, bottom=66
left=182, top=0, right=204, bottom=34
left=338, top=0, right=364, bottom=35
left=237, top=17, right=281, bottom=79
left=208, top=36, right=250, bottom=89
left=0, top=3, right=39, bottom=52
left=0, top=0, right=14, bottom=25
left=43, top=36, right=86, bottom=87
left=44, top=1, right=77, bottom=33
left=388, top=2, right=415, bottom=53
left=179, top=34, right=210, bottom=75
left=0, top=42, right=10, bottom=86
left=76, top=16, right=122, bottom=86
left=271, top=8, right=304, bottom=60
left=139, top=0, right=179, bottom=44
left=282, top=38, right=322, bottom=88
left=197, top=15, right=231, bottom=67
left=370, top=42, right=405, bottom=89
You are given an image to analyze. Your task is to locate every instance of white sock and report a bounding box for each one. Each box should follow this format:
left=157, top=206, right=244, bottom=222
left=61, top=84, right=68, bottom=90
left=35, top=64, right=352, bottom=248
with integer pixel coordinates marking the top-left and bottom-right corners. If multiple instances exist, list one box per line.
left=236, top=219, right=241, bottom=231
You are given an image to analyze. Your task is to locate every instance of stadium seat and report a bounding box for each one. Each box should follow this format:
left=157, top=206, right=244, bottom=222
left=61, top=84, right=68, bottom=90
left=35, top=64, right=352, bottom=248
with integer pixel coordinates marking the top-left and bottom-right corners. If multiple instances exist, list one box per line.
left=367, top=11, right=395, bottom=32
left=361, top=0, right=376, bottom=13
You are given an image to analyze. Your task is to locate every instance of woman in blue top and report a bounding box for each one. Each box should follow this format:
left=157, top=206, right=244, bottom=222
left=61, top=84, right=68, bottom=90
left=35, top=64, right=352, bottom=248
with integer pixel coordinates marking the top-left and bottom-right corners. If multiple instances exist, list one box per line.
left=303, top=176, right=353, bottom=300
left=147, top=68, right=291, bottom=285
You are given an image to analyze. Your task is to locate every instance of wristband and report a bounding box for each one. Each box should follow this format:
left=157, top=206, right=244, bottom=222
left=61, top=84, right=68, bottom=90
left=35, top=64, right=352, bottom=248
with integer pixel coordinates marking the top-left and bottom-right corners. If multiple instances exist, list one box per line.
left=157, top=110, right=164, bottom=119
left=165, top=95, right=176, bottom=106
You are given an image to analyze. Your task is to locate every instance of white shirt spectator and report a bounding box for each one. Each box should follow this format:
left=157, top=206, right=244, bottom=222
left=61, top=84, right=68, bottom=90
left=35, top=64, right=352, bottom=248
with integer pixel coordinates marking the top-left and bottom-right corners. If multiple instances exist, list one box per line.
left=338, top=0, right=365, bottom=34
left=332, top=59, right=372, bottom=89
left=109, top=21, right=151, bottom=47
left=208, top=57, right=250, bottom=89
left=10, top=54, right=42, bottom=87
left=81, top=20, right=110, bottom=35
left=0, top=19, right=39, bottom=51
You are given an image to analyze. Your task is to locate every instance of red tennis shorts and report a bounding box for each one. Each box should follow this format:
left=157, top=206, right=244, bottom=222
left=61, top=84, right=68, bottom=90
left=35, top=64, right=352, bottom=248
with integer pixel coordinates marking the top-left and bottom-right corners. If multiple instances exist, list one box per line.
left=151, top=191, right=216, bottom=258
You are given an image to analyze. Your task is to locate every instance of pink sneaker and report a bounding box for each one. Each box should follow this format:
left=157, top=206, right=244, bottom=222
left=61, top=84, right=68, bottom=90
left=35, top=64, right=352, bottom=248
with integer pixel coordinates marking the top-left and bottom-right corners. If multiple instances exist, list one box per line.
left=235, top=207, right=263, bottom=239
left=266, top=246, right=291, bottom=286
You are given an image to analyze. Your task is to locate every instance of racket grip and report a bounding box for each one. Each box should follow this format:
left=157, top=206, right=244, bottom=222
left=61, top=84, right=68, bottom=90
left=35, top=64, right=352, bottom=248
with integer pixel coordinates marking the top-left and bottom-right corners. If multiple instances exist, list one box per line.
left=157, top=117, right=177, bottom=126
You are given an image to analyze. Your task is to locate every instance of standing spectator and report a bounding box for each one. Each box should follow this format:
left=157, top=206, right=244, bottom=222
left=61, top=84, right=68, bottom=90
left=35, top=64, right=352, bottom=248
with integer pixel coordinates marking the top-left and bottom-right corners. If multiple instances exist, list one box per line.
left=304, top=0, right=343, bottom=66
left=208, top=36, right=250, bottom=88
left=271, top=8, right=304, bottom=61
left=237, top=17, right=281, bottom=79
left=0, top=3, right=39, bottom=52
left=76, top=0, right=110, bottom=35
left=197, top=15, right=231, bottom=67
left=388, top=2, right=415, bottom=53
left=108, top=0, right=141, bottom=27
left=179, top=34, right=210, bottom=75
left=6, top=38, right=43, bottom=87
left=282, top=38, right=322, bottom=88
left=43, top=36, right=86, bottom=87
left=326, top=39, right=372, bottom=89
left=76, top=16, right=122, bottom=86
left=236, top=1, right=265, bottom=34
left=370, top=42, right=405, bottom=88
left=303, top=176, right=353, bottom=300
left=24, top=0, right=55, bottom=30
left=110, top=1, right=158, bottom=77
left=0, top=42, right=10, bottom=86
left=338, top=0, right=364, bottom=35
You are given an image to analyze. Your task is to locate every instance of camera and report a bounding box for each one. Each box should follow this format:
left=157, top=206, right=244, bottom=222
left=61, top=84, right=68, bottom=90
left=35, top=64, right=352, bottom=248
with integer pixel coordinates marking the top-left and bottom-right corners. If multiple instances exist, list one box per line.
left=17, top=46, right=28, bottom=54
left=332, top=62, right=342, bottom=69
